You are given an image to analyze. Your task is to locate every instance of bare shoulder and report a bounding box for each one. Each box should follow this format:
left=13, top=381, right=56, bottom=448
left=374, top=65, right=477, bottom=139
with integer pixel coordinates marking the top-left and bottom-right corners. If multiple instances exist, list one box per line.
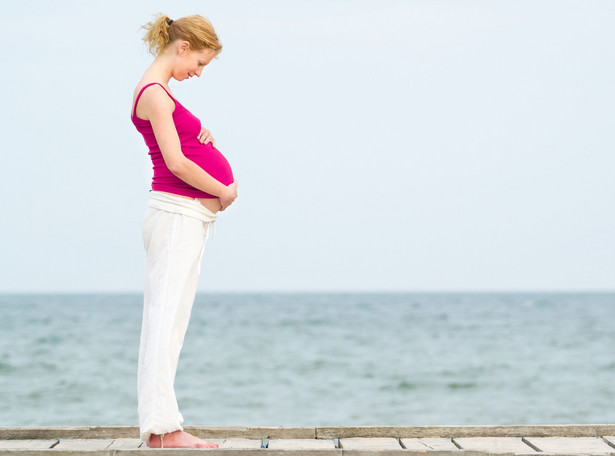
left=134, top=83, right=176, bottom=121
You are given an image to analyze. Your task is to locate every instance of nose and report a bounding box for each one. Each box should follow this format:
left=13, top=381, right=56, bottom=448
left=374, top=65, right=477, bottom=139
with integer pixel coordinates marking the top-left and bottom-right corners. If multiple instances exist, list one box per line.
left=196, top=68, right=203, bottom=77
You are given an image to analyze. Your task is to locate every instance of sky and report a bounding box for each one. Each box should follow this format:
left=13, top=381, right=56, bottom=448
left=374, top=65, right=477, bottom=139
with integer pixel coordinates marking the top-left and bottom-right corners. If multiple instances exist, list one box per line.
left=0, top=0, right=613, bottom=292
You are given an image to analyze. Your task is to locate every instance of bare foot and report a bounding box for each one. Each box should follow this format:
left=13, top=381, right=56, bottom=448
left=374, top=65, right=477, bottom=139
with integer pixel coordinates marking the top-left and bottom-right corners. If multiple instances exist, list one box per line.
left=148, top=430, right=219, bottom=448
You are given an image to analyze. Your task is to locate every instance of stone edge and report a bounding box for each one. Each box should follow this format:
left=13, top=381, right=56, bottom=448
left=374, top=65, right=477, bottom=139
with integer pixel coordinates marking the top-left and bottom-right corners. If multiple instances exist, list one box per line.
left=2, top=424, right=615, bottom=440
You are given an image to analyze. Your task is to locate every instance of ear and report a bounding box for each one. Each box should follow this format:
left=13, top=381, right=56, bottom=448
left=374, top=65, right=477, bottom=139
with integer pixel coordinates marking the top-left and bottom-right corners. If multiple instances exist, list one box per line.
left=177, top=40, right=191, bottom=56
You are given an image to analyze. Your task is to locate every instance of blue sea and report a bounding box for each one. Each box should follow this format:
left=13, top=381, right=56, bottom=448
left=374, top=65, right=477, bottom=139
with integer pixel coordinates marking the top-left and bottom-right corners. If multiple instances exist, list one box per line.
left=1, top=293, right=614, bottom=427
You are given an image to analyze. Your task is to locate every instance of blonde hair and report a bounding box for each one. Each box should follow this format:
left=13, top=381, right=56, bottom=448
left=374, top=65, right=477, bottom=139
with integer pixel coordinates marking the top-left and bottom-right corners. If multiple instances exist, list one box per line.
left=139, top=13, right=223, bottom=57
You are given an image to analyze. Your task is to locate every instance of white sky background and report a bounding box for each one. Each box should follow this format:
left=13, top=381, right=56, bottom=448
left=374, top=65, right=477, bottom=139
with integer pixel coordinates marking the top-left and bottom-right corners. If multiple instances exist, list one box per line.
left=0, top=0, right=613, bottom=292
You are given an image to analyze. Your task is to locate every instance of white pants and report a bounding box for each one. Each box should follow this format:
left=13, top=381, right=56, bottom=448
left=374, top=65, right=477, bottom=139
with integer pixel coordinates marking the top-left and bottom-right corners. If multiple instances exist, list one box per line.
left=138, top=191, right=218, bottom=443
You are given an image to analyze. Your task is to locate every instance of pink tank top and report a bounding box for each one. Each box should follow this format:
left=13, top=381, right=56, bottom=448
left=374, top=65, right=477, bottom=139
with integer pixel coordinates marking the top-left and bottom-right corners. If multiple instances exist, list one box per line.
left=131, top=82, right=234, bottom=198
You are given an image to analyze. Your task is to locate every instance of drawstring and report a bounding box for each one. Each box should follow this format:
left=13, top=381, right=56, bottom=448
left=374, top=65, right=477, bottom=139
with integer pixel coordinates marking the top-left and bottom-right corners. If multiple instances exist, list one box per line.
left=204, top=220, right=216, bottom=240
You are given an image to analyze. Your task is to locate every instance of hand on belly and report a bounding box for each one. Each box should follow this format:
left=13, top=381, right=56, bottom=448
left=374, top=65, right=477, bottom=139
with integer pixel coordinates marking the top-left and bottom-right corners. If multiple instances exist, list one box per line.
left=197, top=127, right=216, bottom=149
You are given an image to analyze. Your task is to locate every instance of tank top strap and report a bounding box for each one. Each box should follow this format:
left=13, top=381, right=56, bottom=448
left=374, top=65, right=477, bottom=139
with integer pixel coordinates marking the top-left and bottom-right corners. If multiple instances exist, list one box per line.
left=132, top=82, right=178, bottom=119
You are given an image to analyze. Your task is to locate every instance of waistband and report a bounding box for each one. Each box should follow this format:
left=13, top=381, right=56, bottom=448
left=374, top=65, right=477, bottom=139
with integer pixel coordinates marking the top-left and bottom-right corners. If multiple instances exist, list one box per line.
left=147, top=191, right=218, bottom=239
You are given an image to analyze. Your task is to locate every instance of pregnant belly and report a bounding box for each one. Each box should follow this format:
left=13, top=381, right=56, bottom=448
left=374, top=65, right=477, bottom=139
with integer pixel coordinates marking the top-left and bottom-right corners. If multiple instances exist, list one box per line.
left=186, top=142, right=234, bottom=186
left=187, top=142, right=234, bottom=214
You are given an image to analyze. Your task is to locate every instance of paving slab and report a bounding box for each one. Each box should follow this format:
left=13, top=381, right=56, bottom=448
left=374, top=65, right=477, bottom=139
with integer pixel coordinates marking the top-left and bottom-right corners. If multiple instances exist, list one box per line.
left=53, top=438, right=114, bottom=450
left=454, top=437, right=537, bottom=453
left=525, top=437, right=615, bottom=454
left=0, top=439, right=58, bottom=449
left=219, top=438, right=264, bottom=449
left=106, top=438, right=143, bottom=449
left=268, top=439, right=336, bottom=449
left=400, top=437, right=460, bottom=451
left=338, top=437, right=402, bottom=450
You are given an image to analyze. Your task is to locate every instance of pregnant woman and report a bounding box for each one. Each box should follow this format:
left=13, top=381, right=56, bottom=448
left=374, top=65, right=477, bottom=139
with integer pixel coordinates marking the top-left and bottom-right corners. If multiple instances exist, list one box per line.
left=131, top=13, right=237, bottom=448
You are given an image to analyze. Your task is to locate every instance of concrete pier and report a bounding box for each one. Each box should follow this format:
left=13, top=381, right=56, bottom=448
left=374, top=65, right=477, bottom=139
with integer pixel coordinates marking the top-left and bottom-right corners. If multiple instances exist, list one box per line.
left=2, top=425, right=615, bottom=455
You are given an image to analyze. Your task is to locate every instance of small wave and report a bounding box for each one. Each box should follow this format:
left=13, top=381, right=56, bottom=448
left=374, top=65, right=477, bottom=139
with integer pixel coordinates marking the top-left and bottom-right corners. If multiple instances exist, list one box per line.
left=397, top=380, right=420, bottom=390
left=379, top=381, right=421, bottom=391
left=26, top=390, right=43, bottom=400
left=446, top=381, right=477, bottom=390
left=599, top=361, right=615, bottom=371
left=0, top=361, right=15, bottom=373
left=35, top=334, right=63, bottom=345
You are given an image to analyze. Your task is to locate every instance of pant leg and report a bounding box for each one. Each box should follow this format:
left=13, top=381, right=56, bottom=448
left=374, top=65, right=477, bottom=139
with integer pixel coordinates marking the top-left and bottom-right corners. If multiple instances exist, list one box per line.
left=138, top=205, right=207, bottom=443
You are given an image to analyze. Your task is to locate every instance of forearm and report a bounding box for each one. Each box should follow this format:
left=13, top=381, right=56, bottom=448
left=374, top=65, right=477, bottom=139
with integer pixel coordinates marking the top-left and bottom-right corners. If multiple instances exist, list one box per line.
left=170, top=157, right=227, bottom=197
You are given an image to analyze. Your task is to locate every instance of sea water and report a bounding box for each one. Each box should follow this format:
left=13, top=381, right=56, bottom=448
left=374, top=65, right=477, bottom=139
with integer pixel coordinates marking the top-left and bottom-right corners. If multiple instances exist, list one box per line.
left=1, top=292, right=614, bottom=427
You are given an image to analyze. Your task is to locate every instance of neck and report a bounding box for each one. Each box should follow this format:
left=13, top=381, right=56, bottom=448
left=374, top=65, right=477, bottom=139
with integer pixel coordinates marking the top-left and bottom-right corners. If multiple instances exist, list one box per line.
left=145, top=53, right=176, bottom=85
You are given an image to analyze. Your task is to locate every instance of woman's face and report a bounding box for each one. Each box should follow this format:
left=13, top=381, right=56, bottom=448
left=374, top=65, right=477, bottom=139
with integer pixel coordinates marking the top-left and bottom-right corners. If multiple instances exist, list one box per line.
left=173, top=43, right=216, bottom=81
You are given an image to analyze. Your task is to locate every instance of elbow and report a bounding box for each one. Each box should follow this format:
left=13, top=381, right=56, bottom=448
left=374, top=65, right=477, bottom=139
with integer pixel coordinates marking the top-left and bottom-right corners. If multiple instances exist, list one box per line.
left=167, top=158, right=186, bottom=177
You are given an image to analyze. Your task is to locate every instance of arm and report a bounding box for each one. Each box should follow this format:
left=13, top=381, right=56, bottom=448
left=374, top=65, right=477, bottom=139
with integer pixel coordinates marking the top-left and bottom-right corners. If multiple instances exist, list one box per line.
left=142, top=86, right=236, bottom=204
